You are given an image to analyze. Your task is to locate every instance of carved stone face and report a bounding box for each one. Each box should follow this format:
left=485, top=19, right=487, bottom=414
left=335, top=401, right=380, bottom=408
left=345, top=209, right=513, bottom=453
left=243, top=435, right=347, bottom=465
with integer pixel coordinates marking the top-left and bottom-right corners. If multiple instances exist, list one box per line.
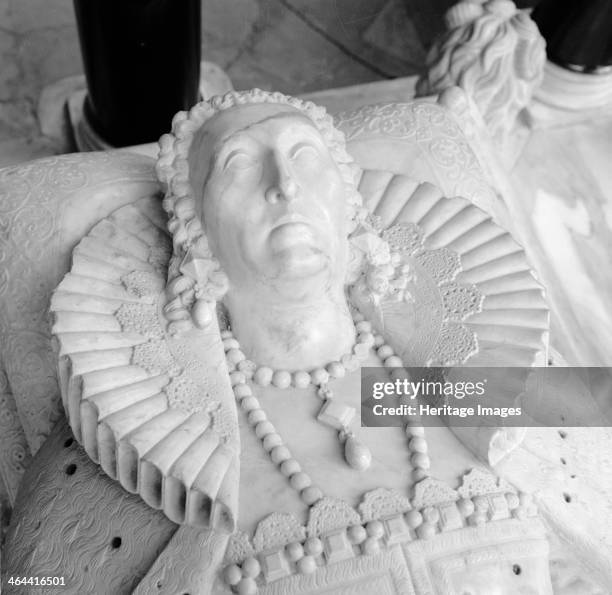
left=190, top=103, right=350, bottom=297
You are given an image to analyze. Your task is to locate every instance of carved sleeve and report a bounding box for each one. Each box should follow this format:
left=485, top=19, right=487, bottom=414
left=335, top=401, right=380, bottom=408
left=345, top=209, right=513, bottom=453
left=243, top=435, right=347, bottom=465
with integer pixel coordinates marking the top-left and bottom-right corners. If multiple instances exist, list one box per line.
left=0, top=152, right=159, bottom=494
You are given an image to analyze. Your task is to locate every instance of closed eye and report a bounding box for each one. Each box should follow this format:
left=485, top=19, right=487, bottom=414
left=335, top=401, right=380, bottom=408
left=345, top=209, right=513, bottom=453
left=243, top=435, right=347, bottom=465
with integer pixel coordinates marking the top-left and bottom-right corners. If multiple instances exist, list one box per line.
left=290, top=143, right=320, bottom=163
left=223, top=151, right=258, bottom=171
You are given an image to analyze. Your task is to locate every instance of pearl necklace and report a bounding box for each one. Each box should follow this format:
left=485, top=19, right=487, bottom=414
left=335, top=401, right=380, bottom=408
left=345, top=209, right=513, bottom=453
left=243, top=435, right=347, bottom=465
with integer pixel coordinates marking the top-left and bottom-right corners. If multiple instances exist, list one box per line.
left=221, top=310, right=431, bottom=508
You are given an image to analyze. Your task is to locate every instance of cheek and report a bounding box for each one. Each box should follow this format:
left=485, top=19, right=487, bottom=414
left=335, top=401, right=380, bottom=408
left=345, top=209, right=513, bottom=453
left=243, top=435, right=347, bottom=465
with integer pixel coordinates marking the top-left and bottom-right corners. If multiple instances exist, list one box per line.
left=202, top=189, right=266, bottom=269
left=201, top=197, right=218, bottom=248
left=201, top=188, right=238, bottom=259
left=310, top=174, right=350, bottom=265
left=217, top=175, right=269, bottom=227
left=314, top=173, right=348, bottom=227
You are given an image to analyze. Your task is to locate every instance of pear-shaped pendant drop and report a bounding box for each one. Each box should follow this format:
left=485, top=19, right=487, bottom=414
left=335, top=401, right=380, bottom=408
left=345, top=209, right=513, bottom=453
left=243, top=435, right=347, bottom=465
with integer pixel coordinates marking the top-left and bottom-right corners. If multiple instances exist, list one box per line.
left=344, top=432, right=372, bottom=471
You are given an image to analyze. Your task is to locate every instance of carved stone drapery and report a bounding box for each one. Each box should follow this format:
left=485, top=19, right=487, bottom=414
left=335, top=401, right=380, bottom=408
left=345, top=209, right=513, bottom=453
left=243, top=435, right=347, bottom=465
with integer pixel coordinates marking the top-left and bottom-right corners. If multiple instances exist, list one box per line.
left=0, top=152, right=160, bottom=505
left=1, top=418, right=177, bottom=594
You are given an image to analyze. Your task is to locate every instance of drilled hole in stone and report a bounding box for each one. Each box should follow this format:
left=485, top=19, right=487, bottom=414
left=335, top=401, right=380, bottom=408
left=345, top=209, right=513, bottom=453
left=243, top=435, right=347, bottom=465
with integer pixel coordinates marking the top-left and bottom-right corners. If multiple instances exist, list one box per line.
left=560, top=457, right=567, bottom=465
left=571, top=474, right=577, bottom=479
left=64, top=438, right=74, bottom=448
left=513, top=564, right=522, bottom=575
left=111, top=536, right=122, bottom=549
left=156, top=581, right=163, bottom=590
left=563, top=493, right=572, bottom=503
left=558, top=430, right=567, bottom=439
left=65, top=463, right=77, bottom=476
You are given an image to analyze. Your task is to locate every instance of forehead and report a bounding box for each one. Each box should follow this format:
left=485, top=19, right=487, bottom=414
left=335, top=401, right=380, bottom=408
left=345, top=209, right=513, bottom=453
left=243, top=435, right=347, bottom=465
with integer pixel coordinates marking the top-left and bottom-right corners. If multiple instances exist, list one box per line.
left=200, top=103, right=322, bottom=149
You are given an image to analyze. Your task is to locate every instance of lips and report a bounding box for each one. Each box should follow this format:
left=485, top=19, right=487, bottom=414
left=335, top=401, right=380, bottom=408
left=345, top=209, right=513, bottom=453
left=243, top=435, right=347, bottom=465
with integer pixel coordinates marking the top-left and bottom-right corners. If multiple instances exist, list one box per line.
left=269, top=221, right=316, bottom=251
left=271, top=213, right=311, bottom=228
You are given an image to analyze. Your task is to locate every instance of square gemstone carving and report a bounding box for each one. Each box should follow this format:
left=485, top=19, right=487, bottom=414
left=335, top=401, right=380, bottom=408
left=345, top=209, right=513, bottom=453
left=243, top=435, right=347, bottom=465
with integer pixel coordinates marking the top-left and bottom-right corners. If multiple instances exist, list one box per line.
left=323, top=530, right=355, bottom=564
left=384, top=514, right=411, bottom=545
left=317, top=400, right=355, bottom=430
left=261, top=550, right=291, bottom=583
left=438, top=503, right=463, bottom=532
left=487, top=494, right=509, bottom=521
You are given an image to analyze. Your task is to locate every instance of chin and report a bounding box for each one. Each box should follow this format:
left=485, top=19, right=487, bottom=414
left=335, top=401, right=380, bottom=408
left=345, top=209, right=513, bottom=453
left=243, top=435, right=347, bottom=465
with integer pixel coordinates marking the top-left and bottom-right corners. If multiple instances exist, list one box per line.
left=269, top=252, right=337, bottom=298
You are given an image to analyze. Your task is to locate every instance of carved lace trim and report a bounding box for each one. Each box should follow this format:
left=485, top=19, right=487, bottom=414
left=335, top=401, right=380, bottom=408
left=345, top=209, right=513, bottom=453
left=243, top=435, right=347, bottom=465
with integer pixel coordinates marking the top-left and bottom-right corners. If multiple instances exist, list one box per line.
left=253, top=513, right=307, bottom=553
left=358, top=488, right=412, bottom=522
left=411, top=477, right=459, bottom=509
left=457, top=468, right=513, bottom=499
left=121, top=270, right=162, bottom=301
left=242, top=468, right=524, bottom=557
left=380, top=221, right=483, bottom=366
left=226, top=468, right=541, bottom=589
left=306, top=498, right=362, bottom=538
left=225, top=531, right=256, bottom=565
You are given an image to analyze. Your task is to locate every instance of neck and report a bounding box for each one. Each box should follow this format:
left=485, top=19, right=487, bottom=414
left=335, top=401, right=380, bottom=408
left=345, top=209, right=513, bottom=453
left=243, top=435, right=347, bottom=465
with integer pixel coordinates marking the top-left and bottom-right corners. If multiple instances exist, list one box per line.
left=224, top=285, right=355, bottom=371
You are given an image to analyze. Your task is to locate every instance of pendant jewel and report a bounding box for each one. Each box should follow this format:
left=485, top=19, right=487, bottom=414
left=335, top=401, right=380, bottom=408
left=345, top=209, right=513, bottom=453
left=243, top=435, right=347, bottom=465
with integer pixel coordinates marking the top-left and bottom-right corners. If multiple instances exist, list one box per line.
left=343, top=432, right=372, bottom=471
left=223, top=310, right=427, bottom=497
left=316, top=395, right=355, bottom=429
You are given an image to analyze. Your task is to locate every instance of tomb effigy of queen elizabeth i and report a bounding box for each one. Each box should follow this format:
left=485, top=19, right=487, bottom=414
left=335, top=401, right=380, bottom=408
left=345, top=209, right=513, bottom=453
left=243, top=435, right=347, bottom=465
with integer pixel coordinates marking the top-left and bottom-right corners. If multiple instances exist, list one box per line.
left=0, top=89, right=602, bottom=594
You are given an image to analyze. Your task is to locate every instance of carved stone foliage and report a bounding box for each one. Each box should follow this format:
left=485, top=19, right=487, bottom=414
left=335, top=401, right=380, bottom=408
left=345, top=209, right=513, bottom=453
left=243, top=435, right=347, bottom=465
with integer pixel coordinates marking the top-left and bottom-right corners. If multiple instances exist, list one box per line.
left=415, top=0, right=545, bottom=149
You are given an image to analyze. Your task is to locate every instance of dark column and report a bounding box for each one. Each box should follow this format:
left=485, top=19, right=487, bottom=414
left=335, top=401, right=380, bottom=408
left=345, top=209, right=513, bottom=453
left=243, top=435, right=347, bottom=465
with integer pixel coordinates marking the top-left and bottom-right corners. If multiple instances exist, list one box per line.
left=532, top=0, right=612, bottom=74
left=74, top=0, right=201, bottom=147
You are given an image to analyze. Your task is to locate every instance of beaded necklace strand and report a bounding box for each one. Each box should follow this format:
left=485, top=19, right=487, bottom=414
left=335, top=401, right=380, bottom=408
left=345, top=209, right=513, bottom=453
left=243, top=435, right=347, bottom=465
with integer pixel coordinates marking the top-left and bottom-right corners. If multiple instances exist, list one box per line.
left=219, top=313, right=536, bottom=595
left=221, top=310, right=431, bottom=508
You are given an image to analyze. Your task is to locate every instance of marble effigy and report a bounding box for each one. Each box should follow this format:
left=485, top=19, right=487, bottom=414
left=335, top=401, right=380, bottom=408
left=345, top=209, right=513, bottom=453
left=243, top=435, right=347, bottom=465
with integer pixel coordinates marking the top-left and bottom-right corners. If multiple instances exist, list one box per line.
left=0, top=89, right=609, bottom=594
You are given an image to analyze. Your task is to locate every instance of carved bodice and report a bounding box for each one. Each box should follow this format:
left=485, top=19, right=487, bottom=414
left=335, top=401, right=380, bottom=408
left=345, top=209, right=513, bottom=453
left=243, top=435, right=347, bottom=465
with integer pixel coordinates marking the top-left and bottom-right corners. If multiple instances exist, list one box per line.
left=3, top=415, right=552, bottom=595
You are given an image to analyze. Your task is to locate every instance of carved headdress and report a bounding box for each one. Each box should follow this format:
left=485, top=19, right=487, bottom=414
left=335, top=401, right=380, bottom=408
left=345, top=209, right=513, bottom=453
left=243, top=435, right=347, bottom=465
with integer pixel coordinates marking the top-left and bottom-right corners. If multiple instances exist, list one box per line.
left=155, top=89, right=367, bottom=334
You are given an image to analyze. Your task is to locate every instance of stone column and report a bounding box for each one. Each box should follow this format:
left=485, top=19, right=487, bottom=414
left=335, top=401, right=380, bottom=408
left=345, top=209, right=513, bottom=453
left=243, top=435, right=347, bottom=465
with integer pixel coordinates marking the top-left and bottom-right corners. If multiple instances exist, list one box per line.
left=532, top=0, right=612, bottom=73
left=530, top=0, right=612, bottom=111
left=73, top=0, right=201, bottom=147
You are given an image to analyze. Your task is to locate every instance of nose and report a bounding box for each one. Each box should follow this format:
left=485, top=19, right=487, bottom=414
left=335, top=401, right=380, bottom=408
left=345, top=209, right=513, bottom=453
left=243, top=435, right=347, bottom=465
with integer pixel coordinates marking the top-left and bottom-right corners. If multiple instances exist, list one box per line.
left=265, top=153, right=298, bottom=204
